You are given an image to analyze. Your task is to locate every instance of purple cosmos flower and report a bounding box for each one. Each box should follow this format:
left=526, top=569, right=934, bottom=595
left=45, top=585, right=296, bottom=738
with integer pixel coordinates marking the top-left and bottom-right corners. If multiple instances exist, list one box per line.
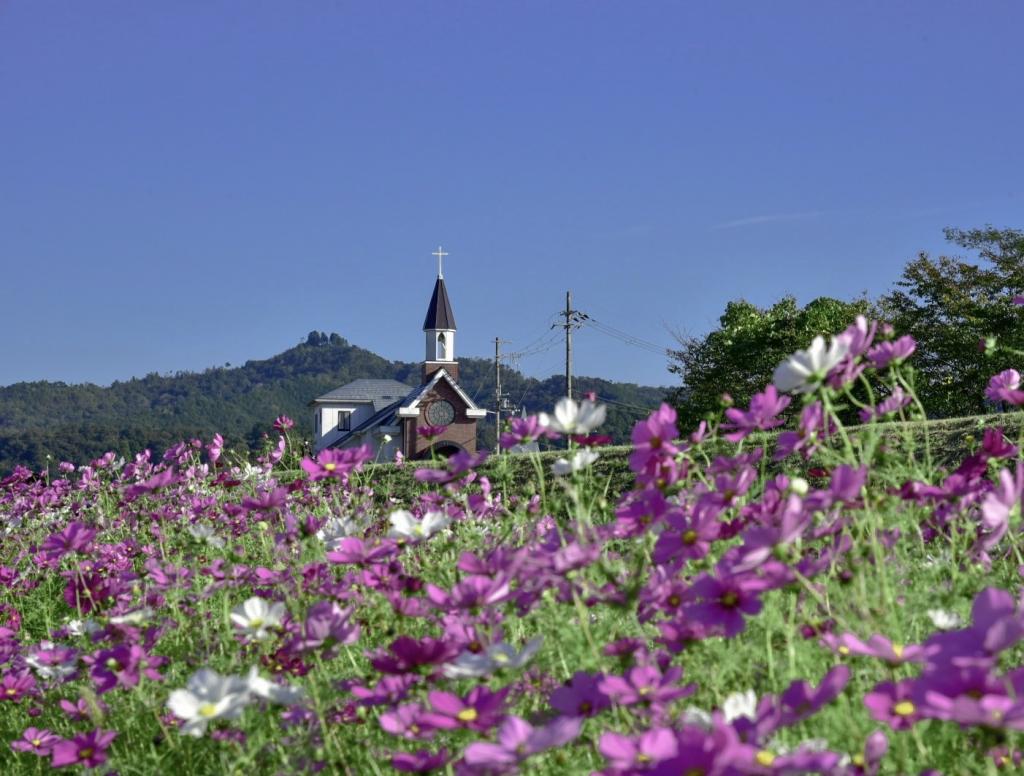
left=294, top=601, right=359, bottom=657
left=273, top=415, right=295, bottom=432
left=0, top=669, right=35, bottom=702
left=598, top=664, right=695, bottom=708
left=629, top=403, right=681, bottom=473
left=10, top=727, right=62, bottom=756
left=379, top=703, right=437, bottom=741
left=50, top=729, right=117, bottom=769
left=859, top=386, right=912, bottom=423
left=85, top=643, right=165, bottom=694
left=776, top=665, right=851, bottom=727
left=866, top=335, right=916, bottom=369
left=392, top=748, right=450, bottom=773
left=599, top=727, right=678, bottom=771
left=864, top=680, right=920, bottom=730
left=774, top=401, right=831, bottom=460
left=683, top=572, right=768, bottom=638
left=721, top=385, right=791, bottom=442
left=414, top=450, right=489, bottom=484
left=986, top=369, right=1024, bottom=405
left=652, top=510, right=720, bottom=566
left=300, top=445, right=373, bottom=481
left=821, top=633, right=924, bottom=666
left=421, top=686, right=508, bottom=731
left=499, top=414, right=556, bottom=449
left=369, top=636, right=460, bottom=675
left=462, top=715, right=582, bottom=771
left=417, top=424, right=449, bottom=440
left=550, top=671, right=611, bottom=718
left=124, top=467, right=180, bottom=499
left=326, top=537, right=399, bottom=566
left=615, top=489, right=670, bottom=537
left=646, top=723, right=748, bottom=776
left=40, top=522, right=98, bottom=560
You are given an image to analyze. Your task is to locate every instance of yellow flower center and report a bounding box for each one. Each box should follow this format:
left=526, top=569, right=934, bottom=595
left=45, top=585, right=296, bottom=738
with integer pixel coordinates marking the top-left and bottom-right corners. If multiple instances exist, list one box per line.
left=684, top=769, right=705, bottom=776
left=755, top=750, right=776, bottom=766
left=637, top=753, right=652, bottom=763
left=80, top=747, right=94, bottom=759
left=249, top=618, right=263, bottom=628
left=456, top=708, right=478, bottom=722
left=198, top=702, right=219, bottom=718
left=891, top=644, right=904, bottom=658
left=838, top=645, right=850, bottom=655
left=893, top=700, right=915, bottom=716
left=720, top=591, right=739, bottom=607
left=324, top=463, right=336, bottom=472
left=852, top=754, right=865, bottom=767
left=682, top=530, right=698, bottom=545
left=31, top=739, right=41, bottom=747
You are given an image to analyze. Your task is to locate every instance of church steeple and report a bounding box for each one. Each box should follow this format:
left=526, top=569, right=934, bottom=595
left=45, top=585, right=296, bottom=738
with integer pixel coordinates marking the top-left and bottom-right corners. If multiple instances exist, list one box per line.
left=422, top=246, right=458, bottom=383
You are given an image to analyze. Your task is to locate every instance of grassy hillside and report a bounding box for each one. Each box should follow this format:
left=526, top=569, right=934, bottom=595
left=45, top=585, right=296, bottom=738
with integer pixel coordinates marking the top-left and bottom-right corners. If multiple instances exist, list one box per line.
left=0, top=332, right=667, bottom=474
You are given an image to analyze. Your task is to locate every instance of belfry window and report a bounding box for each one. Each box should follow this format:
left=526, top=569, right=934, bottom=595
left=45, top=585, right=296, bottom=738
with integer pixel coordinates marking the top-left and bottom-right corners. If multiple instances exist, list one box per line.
left=437, top=332, right=447, bottom=360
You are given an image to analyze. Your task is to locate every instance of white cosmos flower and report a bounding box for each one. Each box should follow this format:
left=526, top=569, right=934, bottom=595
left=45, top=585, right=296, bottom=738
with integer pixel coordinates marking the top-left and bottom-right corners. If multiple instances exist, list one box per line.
left=187, top=523, right=225, bottom=549
left=551, top=449, right=600, bottom=476
left=245, top=666, right=305, bottom=705
left=442, top=637, right=543, bottom=679
left=927, top=609, right=964, bottom=630
left=109, top=607, right=155, bottom=626
left=316, top=517, right=359, bottom=550
left=681, top=706, right=713, bottom=729
left=388, top=510, right=450, bottom=541
left=772, top=335, right=850, bottom=394
left=722, top=689, right=758, bottom=723
left=167, top=668, right=252, bottom=737
left=538, top=397, right=607, bottom=435
left=230, top=597, right=286, bottom=641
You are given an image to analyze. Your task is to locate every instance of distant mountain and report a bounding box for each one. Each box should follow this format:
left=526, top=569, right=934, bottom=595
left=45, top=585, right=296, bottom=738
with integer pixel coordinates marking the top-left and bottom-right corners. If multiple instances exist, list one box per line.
left=0, top=331, right=669, bottom=473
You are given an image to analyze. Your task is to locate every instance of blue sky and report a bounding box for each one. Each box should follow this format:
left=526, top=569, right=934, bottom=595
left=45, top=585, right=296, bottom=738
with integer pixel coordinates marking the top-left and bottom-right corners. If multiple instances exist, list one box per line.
left=1, top=2, right=1021, bottom=390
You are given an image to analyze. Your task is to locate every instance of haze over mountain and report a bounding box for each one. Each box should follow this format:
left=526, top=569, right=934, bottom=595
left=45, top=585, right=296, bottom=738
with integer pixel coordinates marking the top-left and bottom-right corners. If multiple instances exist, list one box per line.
left=0, top=333, right=667, bottom=473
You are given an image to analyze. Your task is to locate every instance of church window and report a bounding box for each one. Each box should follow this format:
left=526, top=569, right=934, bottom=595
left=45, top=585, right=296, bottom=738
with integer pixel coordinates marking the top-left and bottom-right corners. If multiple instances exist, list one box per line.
left=437, top=332, right=447, bottom=360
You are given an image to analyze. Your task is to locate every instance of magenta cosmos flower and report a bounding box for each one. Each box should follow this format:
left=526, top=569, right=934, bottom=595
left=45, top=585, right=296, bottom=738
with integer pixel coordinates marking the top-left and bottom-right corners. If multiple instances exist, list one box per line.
left=599, top=727, right=678, bottom=771
left=50, top=729, right=117, bottom=769
left=986, top=369, right=1024, bottom=405
left=421, top=686, right=509, bottom=731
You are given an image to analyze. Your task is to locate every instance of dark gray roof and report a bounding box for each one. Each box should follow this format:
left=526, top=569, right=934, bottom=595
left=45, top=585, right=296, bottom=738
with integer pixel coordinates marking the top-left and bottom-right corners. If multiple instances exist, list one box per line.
left=312, top=379, right=415, bottom=411
left=423, top=277, right=456, bottom=331
left=328, top=399, right=402, bottom=448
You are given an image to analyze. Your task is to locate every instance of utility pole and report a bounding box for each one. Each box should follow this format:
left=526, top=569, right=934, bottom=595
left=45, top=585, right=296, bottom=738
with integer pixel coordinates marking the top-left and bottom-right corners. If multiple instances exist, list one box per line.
left=554, top=291, right=587, bottom=400
left=494, top=337, right=510, bottom=452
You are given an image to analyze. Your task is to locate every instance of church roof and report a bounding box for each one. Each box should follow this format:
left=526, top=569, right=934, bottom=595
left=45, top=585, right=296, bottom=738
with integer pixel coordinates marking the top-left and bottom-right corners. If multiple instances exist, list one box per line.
left=422, top=276, right=456, bottom=331
left=328, top=399, right=402, bottom=448
left=311, top=379, right=414, bottom=411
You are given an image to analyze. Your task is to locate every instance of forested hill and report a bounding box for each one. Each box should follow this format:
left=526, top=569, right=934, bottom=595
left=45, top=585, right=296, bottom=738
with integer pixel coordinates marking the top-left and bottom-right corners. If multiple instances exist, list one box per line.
left=0, top=332, right=668, bottom=473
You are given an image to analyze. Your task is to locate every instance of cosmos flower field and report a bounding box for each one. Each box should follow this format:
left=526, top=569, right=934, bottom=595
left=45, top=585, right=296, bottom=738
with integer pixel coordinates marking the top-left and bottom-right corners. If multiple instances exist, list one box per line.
left=4, top=318, right=1024, bottom=775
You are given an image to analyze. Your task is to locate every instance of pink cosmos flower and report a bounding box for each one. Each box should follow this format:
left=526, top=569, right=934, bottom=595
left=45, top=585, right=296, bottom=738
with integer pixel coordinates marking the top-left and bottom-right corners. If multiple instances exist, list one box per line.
left=499, top=415, right=556, bottom=449
left=599, top=727, right=678, bottom=771
left=721, top=385, right=791, bottom=442
left=391, top=748, right=450, bottom=773
left=821, top=633, right=924, bottom=665
left=417, top=424, right=448, bottom=440
left=10, top=727, right=62, bottom=756
left=462, top=715, right=582, bottom=770
left=0, top=669, right=35, bottom=702
left=273, top=415, right=295, bottom=432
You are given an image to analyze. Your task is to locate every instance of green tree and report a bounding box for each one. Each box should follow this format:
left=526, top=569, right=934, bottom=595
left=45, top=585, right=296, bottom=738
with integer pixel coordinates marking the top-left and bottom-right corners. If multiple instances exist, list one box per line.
left=668, top=295, right=871, bottom=432
left=880, top=226, right=1024, bottom=417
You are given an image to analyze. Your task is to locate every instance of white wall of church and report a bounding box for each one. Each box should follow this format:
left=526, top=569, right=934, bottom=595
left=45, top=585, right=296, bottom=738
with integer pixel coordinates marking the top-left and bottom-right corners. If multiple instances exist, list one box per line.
left=312, top=402, right=376, bottom=451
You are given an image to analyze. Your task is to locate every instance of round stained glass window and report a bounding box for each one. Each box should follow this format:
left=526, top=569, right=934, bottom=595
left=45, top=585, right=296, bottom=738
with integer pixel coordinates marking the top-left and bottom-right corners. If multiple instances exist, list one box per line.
left=426, top=400, right=456, bottom=426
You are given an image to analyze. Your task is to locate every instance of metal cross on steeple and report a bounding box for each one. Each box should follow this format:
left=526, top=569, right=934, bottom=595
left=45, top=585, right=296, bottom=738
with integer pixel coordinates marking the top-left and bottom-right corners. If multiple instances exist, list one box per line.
left=432, top=245, right=448, bottom=278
